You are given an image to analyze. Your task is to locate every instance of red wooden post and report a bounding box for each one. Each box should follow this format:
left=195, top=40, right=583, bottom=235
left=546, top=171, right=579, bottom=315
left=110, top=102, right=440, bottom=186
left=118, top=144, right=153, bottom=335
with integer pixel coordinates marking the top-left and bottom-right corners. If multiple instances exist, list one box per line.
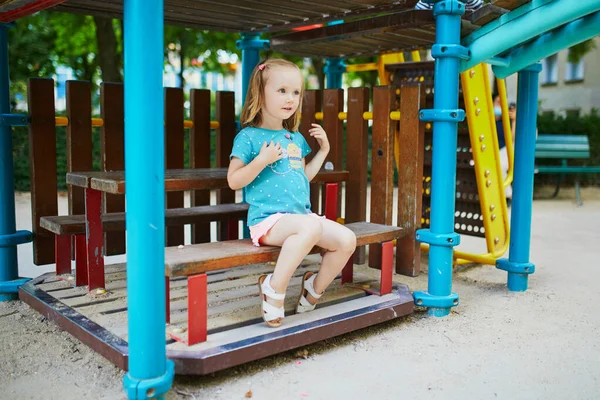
left=341, top=255, right=354, bottom=285
left=85, top=188, right=105, bottom=290
left=380, top=241, right=394, bottom=295
left=187, top=274, right=208, bottom=345
left=55, top=235, right=71, bottom=275
left=75, top=235, right=87, bottom=287
left=324, top=183, right=338, bottom=221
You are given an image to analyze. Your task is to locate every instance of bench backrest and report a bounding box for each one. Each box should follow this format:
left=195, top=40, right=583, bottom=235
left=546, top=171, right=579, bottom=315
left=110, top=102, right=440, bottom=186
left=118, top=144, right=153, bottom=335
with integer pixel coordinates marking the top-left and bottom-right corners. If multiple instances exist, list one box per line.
left=535, top=134, right=590, bottom=159
left=27, top=79, right=235, bottom=265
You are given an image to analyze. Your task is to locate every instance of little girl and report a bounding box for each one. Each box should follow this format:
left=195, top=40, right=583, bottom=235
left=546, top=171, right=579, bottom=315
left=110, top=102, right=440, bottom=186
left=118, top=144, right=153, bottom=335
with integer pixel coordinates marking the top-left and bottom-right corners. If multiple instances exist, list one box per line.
left=228, top=58, right=357, bottom=327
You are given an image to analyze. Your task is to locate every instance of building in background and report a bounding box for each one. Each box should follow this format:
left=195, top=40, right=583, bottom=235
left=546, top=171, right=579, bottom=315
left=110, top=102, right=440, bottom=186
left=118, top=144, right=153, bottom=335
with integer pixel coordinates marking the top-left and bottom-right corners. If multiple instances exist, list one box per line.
left=503, top=37, right=600, bottom=117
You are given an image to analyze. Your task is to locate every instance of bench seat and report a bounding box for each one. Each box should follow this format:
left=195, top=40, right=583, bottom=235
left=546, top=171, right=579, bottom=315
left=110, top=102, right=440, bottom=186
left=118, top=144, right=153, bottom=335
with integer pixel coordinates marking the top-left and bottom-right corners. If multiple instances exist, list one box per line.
left=164, top=221, right=404, bottom=346
left=535, top=134, right=599, bottom=205
left=40, top=203, right=250, bottom=235
left=165, top=221, right=403, bottom=277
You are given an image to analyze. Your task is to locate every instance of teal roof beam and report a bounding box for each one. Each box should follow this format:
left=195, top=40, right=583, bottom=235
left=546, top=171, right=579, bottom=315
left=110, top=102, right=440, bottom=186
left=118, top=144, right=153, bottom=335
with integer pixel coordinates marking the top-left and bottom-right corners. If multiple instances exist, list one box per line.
left=493, top=10, right=600, bottom=78
left=461, top=0, right=600, bottom=72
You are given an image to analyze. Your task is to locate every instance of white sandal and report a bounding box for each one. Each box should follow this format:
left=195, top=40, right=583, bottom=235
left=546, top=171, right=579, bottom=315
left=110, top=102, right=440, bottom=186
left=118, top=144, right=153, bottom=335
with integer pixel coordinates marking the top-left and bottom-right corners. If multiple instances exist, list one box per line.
left=258, top=274, right=285, bottom=327
left=296, top=272, right=323, bottom=314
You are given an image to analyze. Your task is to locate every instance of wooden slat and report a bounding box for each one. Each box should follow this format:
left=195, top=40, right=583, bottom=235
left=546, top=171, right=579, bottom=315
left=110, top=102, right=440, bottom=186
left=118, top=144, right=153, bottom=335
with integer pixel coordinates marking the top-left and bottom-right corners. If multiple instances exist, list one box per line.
left=189, top=89, right=212, bottom=244
left=322, top=88, right=344, bottom=212
left=396, top=84, right=426, bottom=277
left=299, top=90, right=321, bottom=213
left=165, top=87, right=185, bottom=246
left=345, top=87, right=369, bottom=265
left=66, top=80, right=93, bottom=217
left=215, top=91, right=237, bottom=241
left=67, top=169, right=350, bottom=194
left=66, top=80, right=93, bottom=262
left=100, top=83, right=125, bottom=256
left=369, top=86, right=395, bottom=269
left=40, top=203, right=250, bottom=236
left=27, top=78, right=58, bottom=265
left=166, top=222, right=404, bottom=277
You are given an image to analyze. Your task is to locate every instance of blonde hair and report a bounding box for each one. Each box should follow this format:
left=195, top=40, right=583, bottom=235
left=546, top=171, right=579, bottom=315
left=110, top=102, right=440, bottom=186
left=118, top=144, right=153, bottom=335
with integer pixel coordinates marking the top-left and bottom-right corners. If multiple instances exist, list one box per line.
left=241, top=58, right=304, bottom=132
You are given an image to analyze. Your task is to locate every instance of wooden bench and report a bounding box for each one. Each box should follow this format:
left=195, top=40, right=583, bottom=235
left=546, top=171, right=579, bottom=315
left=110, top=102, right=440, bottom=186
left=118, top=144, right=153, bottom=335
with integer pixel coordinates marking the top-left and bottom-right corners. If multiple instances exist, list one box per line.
left=40, top=203, right=250, bottom=282
left=535, top=134, right=600, bottom=205
left=164, top=221, right=403, bottom=346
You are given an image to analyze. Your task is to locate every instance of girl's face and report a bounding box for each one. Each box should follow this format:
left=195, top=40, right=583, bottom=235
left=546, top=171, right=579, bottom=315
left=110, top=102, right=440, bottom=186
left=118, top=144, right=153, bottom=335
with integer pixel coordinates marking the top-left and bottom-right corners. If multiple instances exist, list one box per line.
left=261, top=66, right=302, bottom=128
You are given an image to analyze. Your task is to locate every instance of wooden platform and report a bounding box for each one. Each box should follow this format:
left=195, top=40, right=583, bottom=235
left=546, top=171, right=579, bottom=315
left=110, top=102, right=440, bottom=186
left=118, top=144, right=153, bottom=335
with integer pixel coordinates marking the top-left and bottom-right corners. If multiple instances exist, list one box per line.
left=19, top=260, right=414, bottom=375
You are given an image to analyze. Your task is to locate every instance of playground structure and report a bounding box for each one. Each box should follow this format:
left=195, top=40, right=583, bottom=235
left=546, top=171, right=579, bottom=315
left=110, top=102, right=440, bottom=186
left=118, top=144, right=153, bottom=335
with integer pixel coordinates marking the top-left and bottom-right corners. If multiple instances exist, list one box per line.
left=1, top=0, right=600, bottom=398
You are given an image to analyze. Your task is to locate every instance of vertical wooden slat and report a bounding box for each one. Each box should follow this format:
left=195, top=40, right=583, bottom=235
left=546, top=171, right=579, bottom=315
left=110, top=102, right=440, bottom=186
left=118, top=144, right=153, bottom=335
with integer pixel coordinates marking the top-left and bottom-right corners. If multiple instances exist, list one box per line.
left=299, top=90, right=321, bottom=213
left=215, top=91, right=236, bottom=241
left=100, top=83, right=126, bottom=256
left=322, top=88, right=344, bottom=211
left=190, top=89, right=212, bottom=244
left=165, top=87, right=185, bottom=246
left=27, top=78, right=58, bottom=265
left=369, top=86, right=395, bottom=268
left=66, top=80, right=93, bottom=216
left=345, top=87, right=369, bottom=264
left=397, top=84, right=426, bottom=276
left=66, top=80, right=93, bottom=262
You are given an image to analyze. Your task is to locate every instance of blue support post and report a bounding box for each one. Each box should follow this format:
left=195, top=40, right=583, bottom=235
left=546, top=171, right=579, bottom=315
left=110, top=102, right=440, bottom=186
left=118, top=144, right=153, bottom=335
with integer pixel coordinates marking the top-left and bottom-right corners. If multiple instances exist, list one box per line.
left=0, top=24, right=19, bottom=302
left=236, top=33, right=269, bottom=106
left=324, top=58, right=346, bottom=89
left=122, top=1, right=174, bottom=399
left=236, top=33, right=269, bottom=239
left=496, top=63, right=541, bottom=292
left=413, top=0, right=468, bottom=317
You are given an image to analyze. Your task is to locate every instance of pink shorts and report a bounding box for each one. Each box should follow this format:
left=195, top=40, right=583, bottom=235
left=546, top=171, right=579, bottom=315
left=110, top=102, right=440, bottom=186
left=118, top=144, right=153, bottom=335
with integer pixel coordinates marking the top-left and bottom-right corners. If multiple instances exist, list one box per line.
left=249, top=213, right=324, bottom=247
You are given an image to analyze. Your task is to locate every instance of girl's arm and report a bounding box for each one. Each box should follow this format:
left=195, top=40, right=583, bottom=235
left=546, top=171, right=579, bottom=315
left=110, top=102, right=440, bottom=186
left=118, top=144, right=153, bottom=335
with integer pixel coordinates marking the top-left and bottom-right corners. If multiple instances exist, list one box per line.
left=304, top=123, right=330, bottom=181
left=228, top=141, right=283, bottom=190
left=304, top=149, right=329, bottom=181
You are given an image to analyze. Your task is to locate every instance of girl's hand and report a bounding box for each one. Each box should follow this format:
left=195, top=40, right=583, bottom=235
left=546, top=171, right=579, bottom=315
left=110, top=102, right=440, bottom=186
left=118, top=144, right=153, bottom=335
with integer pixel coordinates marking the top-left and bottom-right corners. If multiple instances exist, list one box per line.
left=309, top=123, right=330, bottom=153
left=257, top=141, right=284, bottom=165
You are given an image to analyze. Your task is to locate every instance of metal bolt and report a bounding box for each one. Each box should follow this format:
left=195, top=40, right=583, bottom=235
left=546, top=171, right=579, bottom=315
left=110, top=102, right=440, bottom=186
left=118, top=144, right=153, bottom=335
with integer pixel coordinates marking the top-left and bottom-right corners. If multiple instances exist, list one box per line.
left=484, top=170, right=491, bottom=177
left=479, top=135, right=485, bottom=142
left=470, top=70, right=475, bottom=77
left=447, top=238, right=454, bottom=244
left=453, top=299, right=459, bottom=305
left=490, top=204, right=496, bottom=211
left=491, top=213, right=497, bottom=221
left=474, top=97, right=479, bottom=104
left=481, top=144, right=486, bottom=151
left=416, top=299, right=423, bottom=306
left=486, top=180, right=492, bottom=187
left=476, top=108, right=481, bottom=116
left=494, top=237, right=500, bottom=244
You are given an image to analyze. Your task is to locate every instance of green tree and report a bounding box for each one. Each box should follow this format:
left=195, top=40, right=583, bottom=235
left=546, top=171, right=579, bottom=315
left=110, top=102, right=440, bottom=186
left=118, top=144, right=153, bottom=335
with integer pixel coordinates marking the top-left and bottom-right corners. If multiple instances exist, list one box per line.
left=7, top=13, right=56, bottom=110
left=164, top=26, right=240, bottom=88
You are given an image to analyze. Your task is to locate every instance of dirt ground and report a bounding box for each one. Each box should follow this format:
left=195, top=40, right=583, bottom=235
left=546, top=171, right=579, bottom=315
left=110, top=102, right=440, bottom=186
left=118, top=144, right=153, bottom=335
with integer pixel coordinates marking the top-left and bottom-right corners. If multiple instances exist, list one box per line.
left=1, top=187, right=600, bottom=400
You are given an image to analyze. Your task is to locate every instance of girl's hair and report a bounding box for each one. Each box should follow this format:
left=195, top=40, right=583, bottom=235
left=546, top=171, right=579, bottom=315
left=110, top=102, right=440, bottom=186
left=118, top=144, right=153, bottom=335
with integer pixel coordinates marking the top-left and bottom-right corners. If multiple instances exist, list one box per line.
left=240, top=58, right=304, bottom=132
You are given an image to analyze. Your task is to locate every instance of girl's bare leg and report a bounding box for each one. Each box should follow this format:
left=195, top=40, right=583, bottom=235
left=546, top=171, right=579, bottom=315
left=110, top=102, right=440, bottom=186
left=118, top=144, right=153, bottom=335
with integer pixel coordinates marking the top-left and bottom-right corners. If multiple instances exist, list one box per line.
left=260, top=215, right=323, bottom=314
left=306, top=219, right=357, bottom=304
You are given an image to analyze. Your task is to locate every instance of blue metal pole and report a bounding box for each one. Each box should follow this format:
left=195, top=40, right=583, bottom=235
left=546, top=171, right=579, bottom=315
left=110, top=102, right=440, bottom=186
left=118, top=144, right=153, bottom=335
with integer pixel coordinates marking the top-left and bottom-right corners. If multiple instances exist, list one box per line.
left=0, top=24, right=18, bottom=302
left=324, top=58, right=345, bottom=89
left=236, top=33, right=269, bottom=239
left=493, top=11, right=600, bottom=79
left=122, top=1, right=174, bottom=398
left=496, top=63, right=541, bottom=292
left=413, top=0, right=467, bottom=317
left=236, top=33, right=269, bottom=107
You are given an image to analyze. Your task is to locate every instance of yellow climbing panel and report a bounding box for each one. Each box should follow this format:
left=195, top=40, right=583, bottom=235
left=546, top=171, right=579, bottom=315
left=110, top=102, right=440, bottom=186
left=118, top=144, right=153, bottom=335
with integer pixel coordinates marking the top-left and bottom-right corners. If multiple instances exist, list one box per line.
left=455, top=63, right=512, bottom=265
